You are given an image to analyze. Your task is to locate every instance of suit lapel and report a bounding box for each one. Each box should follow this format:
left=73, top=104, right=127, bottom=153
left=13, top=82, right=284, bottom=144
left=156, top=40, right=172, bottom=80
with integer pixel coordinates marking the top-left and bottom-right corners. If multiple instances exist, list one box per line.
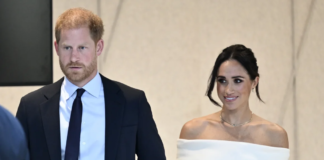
left=101, top=74, right=125, bottom=160
left=41, top=78, right=63, bottom=160
left=39, top=75, right=125, bottom=160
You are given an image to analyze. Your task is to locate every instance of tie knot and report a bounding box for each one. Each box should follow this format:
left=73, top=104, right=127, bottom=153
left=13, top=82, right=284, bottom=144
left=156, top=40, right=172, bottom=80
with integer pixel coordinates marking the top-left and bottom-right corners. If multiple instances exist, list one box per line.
left=76, top=88, right=85, bottom=98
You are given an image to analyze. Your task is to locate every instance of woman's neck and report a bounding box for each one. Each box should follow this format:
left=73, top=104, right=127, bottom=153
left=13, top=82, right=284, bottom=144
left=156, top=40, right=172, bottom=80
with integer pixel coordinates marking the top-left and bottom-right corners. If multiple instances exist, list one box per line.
left=221, top=104, right=252, bottom=125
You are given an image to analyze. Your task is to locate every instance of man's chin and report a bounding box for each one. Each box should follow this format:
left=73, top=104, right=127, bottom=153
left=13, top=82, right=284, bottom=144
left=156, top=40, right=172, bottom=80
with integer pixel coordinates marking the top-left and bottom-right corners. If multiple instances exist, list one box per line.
left=66, top=73, right=85, bottom=83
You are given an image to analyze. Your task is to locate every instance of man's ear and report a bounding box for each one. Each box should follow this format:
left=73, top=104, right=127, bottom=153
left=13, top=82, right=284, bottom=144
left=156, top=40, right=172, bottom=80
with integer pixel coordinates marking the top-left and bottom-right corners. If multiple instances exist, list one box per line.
left=54, top=41, right=59, bottom=56
left=96, top=39, right=104, bottom=56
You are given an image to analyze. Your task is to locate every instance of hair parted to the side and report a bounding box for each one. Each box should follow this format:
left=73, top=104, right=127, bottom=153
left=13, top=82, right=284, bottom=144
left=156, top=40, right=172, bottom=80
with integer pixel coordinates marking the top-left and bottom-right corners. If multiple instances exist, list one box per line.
left=55, top=8, right=104, bottom=44
left=206, top=44, right=264, bottom=107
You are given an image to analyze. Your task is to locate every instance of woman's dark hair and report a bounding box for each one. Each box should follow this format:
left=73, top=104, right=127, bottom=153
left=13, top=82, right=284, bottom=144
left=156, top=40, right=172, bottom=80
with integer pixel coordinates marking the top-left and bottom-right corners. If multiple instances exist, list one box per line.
left=206, top=44, right=264, bottom=106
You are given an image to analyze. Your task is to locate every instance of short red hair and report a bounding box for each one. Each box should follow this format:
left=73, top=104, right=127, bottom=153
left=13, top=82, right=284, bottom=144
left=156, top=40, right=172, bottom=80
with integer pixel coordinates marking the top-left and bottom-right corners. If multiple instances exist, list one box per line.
left=55, top=8, right=104, bottom=44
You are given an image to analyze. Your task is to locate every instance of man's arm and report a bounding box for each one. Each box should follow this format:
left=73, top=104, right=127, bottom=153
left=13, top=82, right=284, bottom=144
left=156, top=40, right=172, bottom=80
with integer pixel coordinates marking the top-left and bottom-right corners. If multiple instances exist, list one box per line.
left=16, top=97, right=29, bottom=142
left=135, top=92, right=166, bottom=160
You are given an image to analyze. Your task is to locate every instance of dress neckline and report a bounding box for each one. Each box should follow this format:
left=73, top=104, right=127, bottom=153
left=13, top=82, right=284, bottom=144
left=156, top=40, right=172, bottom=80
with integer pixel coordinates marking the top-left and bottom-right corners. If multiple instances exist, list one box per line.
left=178, top=139, right=289, bottom=150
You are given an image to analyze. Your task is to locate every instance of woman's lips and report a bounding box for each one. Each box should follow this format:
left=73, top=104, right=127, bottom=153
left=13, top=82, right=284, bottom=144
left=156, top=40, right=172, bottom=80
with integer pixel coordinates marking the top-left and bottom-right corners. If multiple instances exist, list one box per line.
left=224, top=96, right=238, bottom=102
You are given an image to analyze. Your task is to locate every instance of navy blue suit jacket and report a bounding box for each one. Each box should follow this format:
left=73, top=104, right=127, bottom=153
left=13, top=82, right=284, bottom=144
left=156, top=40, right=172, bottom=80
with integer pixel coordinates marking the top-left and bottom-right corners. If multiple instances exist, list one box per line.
left=16, top=74, right=166, bottom=160
left=0, top=105, right=29, bottom=160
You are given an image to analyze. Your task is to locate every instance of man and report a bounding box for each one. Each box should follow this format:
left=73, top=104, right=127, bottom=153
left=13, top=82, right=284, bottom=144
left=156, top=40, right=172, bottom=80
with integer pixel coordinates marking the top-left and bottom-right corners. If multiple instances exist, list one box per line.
left=16, top=8, right=166, bottom=160
left=0, top=105, right=29, bottom=160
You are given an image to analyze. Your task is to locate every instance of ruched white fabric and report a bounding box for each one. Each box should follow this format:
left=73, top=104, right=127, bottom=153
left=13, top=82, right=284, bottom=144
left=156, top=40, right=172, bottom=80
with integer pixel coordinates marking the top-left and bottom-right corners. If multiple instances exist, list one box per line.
left=177, top=139, right=290, bottom=160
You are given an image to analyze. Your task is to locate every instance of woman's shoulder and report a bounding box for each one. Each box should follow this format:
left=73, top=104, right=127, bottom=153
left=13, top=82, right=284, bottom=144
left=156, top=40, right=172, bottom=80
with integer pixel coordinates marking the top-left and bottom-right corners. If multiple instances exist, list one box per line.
left=179, top=113, right=220, bottom=139
left=252, top=115, right=289, bottom=148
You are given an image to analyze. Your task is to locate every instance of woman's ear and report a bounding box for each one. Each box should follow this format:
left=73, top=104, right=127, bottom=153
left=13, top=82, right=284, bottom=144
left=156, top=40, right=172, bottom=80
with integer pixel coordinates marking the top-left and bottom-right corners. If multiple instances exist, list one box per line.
left=252, top=76, right=259, bottom=89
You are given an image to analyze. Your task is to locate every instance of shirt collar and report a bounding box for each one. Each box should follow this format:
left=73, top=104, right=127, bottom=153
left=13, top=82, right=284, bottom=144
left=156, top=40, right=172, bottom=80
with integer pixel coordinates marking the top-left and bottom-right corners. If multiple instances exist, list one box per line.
left=82, top=72, right=102, bottom=98
left=61, top=72, right=102, bottom=100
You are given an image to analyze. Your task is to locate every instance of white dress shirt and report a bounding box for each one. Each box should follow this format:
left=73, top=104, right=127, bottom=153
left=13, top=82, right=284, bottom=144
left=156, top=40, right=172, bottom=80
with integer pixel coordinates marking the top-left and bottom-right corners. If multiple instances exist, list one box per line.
left=59, top=72, right=105, bottom=160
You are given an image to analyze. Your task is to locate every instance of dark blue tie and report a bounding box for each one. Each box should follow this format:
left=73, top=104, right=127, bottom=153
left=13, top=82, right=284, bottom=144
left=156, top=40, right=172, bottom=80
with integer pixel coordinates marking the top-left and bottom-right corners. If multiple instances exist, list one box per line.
left=65, top=88, right=85, bottom=160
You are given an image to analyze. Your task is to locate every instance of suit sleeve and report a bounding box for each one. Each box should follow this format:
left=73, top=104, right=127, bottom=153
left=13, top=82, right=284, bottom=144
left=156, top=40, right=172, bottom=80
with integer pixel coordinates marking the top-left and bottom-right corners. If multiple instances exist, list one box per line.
left=13, top=97, right=30, bottom=160
left=135, top=91, right=166, bottom=160
left=16, top=97, right=30, bottom=148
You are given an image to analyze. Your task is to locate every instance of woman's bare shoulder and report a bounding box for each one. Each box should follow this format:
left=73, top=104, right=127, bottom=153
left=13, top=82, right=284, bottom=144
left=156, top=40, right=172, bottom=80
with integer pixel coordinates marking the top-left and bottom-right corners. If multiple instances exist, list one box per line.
left=179, top=113, right=219, bottom=139
left=253, top=115, right=289, bottom=148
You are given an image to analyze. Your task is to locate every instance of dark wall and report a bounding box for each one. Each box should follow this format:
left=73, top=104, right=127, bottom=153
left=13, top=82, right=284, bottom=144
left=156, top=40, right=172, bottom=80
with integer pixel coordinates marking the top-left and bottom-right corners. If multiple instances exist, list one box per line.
left=0, top=0, right=52, bottom=86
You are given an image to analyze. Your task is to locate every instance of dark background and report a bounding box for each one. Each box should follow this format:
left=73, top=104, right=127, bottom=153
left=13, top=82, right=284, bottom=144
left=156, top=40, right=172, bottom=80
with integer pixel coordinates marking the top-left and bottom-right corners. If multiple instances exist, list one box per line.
left=0, top=0, right=52, bottom=86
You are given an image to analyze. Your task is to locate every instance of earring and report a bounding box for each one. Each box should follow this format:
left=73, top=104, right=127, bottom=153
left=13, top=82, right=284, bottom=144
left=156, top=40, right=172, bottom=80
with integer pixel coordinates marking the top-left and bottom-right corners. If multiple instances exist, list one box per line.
left=252, top=88, right=254, bottom=92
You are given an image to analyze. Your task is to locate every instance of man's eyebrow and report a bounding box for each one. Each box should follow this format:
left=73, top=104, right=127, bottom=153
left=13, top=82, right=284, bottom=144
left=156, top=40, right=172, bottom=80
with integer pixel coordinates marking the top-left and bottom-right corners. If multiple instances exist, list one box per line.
left=61, top=43, right=70, bottom=46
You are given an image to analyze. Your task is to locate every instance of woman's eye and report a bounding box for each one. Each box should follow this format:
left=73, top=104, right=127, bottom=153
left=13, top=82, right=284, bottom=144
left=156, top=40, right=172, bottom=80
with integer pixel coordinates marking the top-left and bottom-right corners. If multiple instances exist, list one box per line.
left=234, top=79, right=243, bottom=83
left=217, top=79, right=226, bottom=83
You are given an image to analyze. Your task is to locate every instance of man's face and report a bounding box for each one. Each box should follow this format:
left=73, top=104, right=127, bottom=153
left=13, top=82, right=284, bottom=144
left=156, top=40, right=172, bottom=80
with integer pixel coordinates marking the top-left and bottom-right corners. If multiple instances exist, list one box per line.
left=55, top=27, right=103, bottom=86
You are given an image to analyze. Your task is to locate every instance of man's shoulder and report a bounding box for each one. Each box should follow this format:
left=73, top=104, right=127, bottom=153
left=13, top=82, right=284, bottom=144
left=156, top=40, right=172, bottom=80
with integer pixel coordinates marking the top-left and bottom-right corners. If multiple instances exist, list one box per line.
left=114, top=81, right=142, bottom=93
left=111, top=80, right=146, bottom=101
left=22, top=78, right=64, bottom=101
left=100, top=74, right=143, bottom=95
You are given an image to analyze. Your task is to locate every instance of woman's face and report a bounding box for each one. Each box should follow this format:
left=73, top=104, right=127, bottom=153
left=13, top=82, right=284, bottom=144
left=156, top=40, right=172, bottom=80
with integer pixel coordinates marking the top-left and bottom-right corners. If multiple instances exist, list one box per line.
left=216, top=60, right=258, bottom=110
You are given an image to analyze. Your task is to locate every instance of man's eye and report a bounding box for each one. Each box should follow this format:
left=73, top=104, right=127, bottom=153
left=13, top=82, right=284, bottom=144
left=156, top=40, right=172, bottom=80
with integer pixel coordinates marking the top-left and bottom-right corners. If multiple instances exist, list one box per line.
left=234, top=79, right=243, bottom=83
left=79, top=46, right=85, bottom=50
left=64, top=47, right=71, bottom=50
left=217, top=79, right=226, bottom=83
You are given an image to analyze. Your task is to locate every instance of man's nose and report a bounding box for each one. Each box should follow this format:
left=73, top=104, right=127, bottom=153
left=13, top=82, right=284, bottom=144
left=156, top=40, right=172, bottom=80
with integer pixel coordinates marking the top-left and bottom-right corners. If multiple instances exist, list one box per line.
left=70, top=49, right=80, bottom=62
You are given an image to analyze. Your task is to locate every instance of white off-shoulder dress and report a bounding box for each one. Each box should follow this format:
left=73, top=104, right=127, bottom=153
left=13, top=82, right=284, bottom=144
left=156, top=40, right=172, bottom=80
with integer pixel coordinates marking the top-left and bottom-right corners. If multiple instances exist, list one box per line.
left=177, top=139, right=290, bottom=160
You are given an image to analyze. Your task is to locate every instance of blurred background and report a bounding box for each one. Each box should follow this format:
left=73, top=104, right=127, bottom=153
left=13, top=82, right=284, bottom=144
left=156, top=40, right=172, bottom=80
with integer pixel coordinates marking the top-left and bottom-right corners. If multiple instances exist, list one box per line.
left=0, top=0, right=323, bottom=159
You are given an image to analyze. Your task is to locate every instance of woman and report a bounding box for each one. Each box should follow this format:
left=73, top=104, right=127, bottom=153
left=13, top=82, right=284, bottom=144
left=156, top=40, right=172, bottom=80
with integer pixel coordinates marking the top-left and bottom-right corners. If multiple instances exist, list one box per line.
left=178, top=44, right=289, bottom=160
